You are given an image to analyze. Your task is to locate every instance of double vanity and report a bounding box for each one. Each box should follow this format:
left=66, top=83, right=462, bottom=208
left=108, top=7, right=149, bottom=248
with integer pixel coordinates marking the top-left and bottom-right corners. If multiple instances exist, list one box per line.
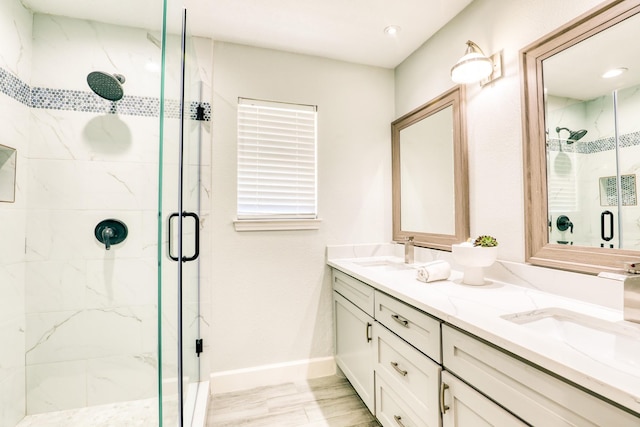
left=328, top=245, right=640, bottom=426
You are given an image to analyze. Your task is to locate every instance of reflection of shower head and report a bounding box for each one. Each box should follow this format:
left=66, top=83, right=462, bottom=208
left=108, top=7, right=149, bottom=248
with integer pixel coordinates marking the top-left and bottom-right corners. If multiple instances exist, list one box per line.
left=555, top=126, right=587, bottom=144
left=87, top=71, right=126, bottom=101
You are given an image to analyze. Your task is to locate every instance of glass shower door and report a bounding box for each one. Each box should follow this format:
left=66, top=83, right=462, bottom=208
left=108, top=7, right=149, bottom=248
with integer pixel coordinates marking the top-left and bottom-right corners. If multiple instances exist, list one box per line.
left=158, top=6, right=205, bottom=427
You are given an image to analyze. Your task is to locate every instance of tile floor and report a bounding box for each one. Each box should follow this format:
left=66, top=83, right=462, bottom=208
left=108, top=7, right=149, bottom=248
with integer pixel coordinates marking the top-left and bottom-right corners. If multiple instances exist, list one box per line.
left=13, top=375, right=376, bottom=427
left=207, top=375, right=380, bottom=426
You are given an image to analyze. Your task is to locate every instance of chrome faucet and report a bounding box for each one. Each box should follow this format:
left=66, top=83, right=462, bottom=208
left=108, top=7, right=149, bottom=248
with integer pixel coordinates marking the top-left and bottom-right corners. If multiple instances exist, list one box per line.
left=624, top=262, right=640, bottom=324
left=404, top=236, right=414, bottom=264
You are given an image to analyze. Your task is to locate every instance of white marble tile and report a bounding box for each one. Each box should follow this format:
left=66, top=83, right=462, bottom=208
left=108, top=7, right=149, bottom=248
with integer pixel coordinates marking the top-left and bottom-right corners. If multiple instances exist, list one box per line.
left=0, top=208, right=27, bottom=264
left=87, top=354, right=157, bottom=406
left=85, top=258, right=156, bottom=308
left=26, top=307, right=148, bottom=365
left=0, top=316, right=25, bottom=383
left=0, top=0, right=32, bottom=78
left=25, top=259, right=86, bottom=313
left=25, top=210, right=148, bottom=261
left=0, top=367, right=26, bottom=427
left=0, top=261, right=25, bottom=320
left=31, top=15, right=163, bottom=97
left=28, top=110, right=160, bottom=163
left=26, top=360, right=87, bottom=414
left=26, top=159, right=157, bottom=211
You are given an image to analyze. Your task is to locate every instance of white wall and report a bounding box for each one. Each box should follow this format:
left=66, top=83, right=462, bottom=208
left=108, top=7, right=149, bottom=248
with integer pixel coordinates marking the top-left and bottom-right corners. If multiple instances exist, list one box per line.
left=395, top=0, right=604, bottom=262
left=0, top=1, right=32, bottom=426
left=210, top=42, right=394, bottom=378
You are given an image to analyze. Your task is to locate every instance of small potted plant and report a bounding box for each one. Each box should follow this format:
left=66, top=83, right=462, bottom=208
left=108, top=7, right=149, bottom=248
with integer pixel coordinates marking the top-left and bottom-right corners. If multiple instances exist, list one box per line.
left=451, top=235, right=499, bottom=285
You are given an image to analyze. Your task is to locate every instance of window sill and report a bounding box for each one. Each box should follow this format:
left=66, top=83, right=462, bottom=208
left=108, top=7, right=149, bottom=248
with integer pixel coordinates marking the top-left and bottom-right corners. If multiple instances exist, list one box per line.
left=233, top=218, right=322, bottom=232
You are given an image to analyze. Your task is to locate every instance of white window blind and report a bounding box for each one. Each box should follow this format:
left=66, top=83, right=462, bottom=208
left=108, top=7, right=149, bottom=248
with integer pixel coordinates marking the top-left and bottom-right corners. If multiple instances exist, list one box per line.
left=237, top=98, right=318, bottom=219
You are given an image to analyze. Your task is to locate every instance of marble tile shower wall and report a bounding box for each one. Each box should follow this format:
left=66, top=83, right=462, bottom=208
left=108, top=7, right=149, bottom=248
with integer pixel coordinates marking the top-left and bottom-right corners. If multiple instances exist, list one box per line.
left=25, top=14, right=165, bottom=416
left=0, top=1, right=32, bottom=426
left=0, top=11, right=212, bottom=422
left=0, top=64, right=29, bottom=427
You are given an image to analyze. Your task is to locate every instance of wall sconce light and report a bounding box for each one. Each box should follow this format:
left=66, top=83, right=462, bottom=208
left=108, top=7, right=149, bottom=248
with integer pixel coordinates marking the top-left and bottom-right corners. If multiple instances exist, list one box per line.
left=451, top=40, right=503, bottom=86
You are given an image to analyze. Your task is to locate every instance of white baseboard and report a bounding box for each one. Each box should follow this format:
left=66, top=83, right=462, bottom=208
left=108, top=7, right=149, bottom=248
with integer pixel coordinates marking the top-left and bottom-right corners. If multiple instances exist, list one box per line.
left=209, top=356, right=336, bottom=395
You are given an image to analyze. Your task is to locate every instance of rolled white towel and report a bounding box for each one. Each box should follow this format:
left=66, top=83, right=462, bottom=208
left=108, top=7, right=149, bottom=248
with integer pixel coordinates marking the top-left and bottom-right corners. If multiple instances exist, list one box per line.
left=416, top=260, right=451, bottom=283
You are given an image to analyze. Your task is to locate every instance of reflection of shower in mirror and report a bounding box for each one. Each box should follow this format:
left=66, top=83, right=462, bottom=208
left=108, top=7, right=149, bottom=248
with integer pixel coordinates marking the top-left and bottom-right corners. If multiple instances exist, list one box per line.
left=555, top=126, right=587, bottom=144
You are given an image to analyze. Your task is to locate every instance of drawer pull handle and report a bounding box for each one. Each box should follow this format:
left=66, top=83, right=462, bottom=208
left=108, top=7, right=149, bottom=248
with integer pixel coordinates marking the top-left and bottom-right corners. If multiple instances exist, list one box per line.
left=366, top=322, right=372, bottom=342
left=391, top=314, right=409, bottom=327
left=390, top=361, right=407, bottom=376
left=440, top=382, right=450, bottom=414
left=393, top=415, right=406, bottom=427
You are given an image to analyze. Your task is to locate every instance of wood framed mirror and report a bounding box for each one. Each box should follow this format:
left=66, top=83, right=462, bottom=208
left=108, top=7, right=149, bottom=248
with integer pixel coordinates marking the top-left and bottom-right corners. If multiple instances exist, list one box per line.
left=392, top=85, right=469, bottom=251
left=521, top=0, right=640, bottom=274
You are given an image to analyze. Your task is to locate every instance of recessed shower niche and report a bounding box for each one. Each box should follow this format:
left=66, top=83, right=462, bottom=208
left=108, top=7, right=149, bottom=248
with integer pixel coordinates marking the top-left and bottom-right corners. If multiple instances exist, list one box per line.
left=0, top=144, right=16, bottom=203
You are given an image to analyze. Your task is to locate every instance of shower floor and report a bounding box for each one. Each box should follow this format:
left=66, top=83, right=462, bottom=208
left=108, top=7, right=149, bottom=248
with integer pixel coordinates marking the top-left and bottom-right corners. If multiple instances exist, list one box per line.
left=14, top=398, right=164, bottom=427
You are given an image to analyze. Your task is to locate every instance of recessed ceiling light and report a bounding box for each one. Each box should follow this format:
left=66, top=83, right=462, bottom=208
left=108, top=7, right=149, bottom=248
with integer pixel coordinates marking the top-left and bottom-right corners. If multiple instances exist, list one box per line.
left=384, top=25, right=400, bottom=36
left=602, top=67, right=628, bottom=78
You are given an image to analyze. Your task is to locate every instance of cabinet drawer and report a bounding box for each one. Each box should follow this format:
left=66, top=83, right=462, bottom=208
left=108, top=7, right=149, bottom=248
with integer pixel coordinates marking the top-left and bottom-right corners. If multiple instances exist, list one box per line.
left=375, top=291, right=441, bottom=362
left=441, top=371, right=527, bottom=426
left=332, top=269, right=374, bottom=316
left=374, top=324, right=441, bottom=427
left=442, top=324, right=639, bottom=426
left=375, top=373, right=428, bottom=427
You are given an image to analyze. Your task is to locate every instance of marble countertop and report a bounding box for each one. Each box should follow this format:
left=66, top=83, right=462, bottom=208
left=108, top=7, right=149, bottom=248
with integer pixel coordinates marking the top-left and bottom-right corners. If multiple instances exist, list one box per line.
left=327, top=255, right=640, bottom=416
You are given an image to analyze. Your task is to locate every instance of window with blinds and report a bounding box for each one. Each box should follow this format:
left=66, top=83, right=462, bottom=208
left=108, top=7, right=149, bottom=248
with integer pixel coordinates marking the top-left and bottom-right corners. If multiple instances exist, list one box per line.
left=237, top=98, right=318, bottom=220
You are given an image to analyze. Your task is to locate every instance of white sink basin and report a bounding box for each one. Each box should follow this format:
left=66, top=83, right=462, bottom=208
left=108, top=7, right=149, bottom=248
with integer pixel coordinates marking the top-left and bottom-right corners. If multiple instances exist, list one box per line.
left=502, top=308, right=640, bottom=376
left=353, top=259, right=414, bottom=272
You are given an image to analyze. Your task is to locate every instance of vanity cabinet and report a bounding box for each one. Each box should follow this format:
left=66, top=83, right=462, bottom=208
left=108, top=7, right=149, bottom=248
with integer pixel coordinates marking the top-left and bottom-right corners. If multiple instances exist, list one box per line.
left=332, top=267, right=639, bottom=426
left=442, top=324, right=639, bottom=426
left=332, top=271, right=375, bottom=413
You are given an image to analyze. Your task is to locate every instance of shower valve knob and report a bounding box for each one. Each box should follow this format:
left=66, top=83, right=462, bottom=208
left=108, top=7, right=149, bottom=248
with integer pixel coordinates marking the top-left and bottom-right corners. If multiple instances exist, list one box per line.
left=557, top=215, right=573, bottom=233
left=95, top=219, right=128, bottom=250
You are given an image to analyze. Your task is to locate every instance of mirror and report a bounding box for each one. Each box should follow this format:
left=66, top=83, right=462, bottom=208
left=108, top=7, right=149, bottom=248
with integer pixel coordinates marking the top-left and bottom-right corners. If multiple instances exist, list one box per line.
left=0, top=144, right=16, bottom=203
left=392, top=85, right=469, bottom=251
left=521, top=0, right=640, bottom=274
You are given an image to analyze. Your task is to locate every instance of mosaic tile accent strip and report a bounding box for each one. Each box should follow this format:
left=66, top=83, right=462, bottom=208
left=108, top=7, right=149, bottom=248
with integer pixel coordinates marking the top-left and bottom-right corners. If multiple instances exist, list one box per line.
left=189, top=102, right=212, bottom=121
left=0, top=66, right=210, bottom=121
left=0, top=67, right=31, bottom=106
left=548, top=131, right=640, bottom=154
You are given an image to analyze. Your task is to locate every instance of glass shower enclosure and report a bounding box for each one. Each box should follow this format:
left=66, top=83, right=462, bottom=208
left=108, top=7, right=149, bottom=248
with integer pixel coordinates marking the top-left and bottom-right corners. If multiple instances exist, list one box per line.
left=159, top=5, right=211, bottom=426
left=0, top=0, right=210, bottom=425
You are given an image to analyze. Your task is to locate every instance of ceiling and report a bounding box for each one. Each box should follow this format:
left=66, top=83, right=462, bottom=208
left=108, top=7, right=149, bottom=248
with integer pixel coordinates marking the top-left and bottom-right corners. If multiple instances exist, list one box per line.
left=20, top=0, right=474, bottom=69
left=544, top=10, right=640, bottom=101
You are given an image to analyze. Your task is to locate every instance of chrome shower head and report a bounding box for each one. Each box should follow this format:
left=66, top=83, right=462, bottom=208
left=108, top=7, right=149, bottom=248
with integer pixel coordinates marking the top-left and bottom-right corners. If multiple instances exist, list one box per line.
left=556, top=126, right=587, bottom=144
left=87, top=71, right=126, bottom=101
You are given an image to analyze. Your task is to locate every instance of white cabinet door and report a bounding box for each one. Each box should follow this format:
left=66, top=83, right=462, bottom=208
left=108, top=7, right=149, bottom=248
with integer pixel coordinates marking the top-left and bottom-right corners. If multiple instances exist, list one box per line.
left=333, top=291, right=375, bottom=413
left=441, top=371, right=527, bottom=427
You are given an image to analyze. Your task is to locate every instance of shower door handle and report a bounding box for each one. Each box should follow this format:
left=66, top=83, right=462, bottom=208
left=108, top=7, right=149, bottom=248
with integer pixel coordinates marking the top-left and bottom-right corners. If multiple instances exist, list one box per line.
left=601, top=210, right=614, bottom=242
left=168, top=211, right=200, bottom=262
